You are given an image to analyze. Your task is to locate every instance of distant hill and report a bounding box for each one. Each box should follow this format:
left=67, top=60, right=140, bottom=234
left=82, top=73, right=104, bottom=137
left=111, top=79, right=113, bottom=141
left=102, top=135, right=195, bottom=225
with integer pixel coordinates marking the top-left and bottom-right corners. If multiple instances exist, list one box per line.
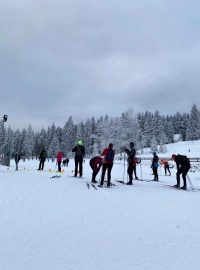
left=137, top=140, right=200, bottom=158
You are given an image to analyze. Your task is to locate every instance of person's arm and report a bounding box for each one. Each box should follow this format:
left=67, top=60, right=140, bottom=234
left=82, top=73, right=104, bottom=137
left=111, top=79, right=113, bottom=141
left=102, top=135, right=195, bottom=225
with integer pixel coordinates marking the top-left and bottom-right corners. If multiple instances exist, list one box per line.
left=124, top=148, right=131, bottom=156
left=82, top=147, right=86, bottom=157
left=72, top=146, right=76, bottom=152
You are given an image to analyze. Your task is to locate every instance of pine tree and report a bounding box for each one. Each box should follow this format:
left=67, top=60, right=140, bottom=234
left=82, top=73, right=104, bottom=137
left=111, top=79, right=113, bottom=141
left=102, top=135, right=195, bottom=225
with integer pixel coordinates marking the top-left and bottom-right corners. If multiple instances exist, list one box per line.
left=186, top=104, right=200, bottom=140
left=48, top=134, right=60, bottom=158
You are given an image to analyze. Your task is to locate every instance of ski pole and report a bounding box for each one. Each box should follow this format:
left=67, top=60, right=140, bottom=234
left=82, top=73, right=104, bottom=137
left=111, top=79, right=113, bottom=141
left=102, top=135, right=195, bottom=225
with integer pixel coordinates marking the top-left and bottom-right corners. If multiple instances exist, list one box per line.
left=123, top=153, right=126, bottom=183
left=140, top=162, right=142, bottom=180
left=187, top=174, right=194, bottom=190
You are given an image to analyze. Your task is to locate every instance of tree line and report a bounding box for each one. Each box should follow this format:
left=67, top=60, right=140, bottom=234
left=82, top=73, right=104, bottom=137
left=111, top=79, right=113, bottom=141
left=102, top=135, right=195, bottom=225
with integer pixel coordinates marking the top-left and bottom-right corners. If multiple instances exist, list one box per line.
left=0, top=104, right=200, bottom=163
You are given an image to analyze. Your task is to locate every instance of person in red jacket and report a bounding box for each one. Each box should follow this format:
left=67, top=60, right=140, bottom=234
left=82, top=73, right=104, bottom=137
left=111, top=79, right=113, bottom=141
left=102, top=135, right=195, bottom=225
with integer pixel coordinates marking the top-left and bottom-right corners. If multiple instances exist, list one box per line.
left=160, top=159, right=171, bottom=176
left=99, top=143, right=115, bottom=187
left=56, top=151, right=63, bottom=172
left=89, top=156, right=102, bottom=183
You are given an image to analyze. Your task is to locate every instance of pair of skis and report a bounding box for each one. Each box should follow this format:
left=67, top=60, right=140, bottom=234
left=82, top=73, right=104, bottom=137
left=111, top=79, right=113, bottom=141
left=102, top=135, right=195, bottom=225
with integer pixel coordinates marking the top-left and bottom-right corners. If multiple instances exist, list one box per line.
left=87, top=182, right=116, bottom=190
left=50, top=175, right=62, bottom=179
left=87, top=182, right=98, bottom=190
left=115, top=178, right=153, bottom=184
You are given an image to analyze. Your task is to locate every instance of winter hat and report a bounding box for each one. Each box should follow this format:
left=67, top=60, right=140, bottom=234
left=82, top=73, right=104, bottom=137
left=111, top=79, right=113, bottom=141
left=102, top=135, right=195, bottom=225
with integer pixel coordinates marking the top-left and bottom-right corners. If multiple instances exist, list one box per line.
left=77, top=140, right=83, bottom=146
left=108, top=143, right=113, bottom=148
left=129, top=142, right=135, bottom=147
left=172, top=154, right=176, bottom=159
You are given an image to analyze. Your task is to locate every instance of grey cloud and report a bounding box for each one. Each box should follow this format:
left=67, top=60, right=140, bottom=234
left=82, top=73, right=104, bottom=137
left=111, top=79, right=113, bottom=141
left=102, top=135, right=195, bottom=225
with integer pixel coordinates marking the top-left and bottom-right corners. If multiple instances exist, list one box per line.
left=0, top=0, right=200, bottom=129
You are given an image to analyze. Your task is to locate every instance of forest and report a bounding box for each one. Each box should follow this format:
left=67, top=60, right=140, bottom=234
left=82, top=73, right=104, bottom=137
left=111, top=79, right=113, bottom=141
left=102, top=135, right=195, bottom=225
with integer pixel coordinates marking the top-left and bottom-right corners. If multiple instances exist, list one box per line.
left=0, top=104, right=200, bottom=161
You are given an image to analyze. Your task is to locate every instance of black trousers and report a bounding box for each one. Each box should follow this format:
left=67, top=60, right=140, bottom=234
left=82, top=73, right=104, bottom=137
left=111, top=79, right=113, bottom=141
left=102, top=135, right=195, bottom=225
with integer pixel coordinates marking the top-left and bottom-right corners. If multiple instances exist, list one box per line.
left=100, top=163, right=113, bottom=186
left=57, top=161, right=62, bottom=172
left=38, top=160, right=45, bottom=170
left=74, top=157, right=83, bottom=176
left=153, top=167, right=158, bottom=181
left=164, top=165, right=171, bottom=175
left=127, top=163, right=134, bottom=183
left=176, top=165, right=190, bottom=187
left=89, top=161, right=101, bottom=182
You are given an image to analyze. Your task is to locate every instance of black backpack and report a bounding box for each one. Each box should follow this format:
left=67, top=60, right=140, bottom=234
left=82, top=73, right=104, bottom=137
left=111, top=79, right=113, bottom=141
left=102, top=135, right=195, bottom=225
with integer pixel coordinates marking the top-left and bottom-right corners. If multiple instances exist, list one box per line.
left=178, top=155, right=190, bottom=167
left=105, top=149, right=114, bottom=162
left=76, top=146, right=84, bottom=157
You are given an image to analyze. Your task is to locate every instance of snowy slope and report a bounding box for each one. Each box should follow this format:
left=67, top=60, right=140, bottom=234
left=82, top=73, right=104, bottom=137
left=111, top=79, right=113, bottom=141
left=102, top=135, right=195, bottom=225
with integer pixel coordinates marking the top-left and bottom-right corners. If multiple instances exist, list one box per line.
left=138, top=140, right=200, bottom=158
left=0, top=141, right=200, bottom=270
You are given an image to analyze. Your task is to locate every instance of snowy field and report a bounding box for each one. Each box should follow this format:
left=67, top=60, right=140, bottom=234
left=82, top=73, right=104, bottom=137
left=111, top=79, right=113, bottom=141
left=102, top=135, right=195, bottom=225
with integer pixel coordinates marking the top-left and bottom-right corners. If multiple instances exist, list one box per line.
left=1, top=141, right=200, bottom=270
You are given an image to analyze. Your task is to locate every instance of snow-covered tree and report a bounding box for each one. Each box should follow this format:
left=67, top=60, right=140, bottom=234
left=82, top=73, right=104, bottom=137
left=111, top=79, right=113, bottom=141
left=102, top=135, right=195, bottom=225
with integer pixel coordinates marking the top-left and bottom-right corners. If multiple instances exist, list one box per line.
left=48, top=134, right=60, bottom=158
left=186, top=104, right=200, bottom=141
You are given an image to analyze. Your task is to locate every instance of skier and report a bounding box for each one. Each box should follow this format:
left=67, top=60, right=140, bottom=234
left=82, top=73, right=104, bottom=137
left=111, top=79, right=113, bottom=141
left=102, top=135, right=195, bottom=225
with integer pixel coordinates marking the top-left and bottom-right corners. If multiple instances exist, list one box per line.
left=160, top=159, right=171, bottom=176
left=123, top=142, right=137, bottom=185
left=56, top=150, right=63, bottom=172
left=89, top=156, right=102, bottom=183
left=72, top=140, right=85, bottom=177
left=99, top=143, right=115, bottom=187
left=151, top=152, right=159, bottom=181
left=171, top=154, right=190, bottom=190
left=38, top=148, right=47, bottom=170
left=63, top=157, right=69, bottom=167
left=15, top=153, right=21, bottom=171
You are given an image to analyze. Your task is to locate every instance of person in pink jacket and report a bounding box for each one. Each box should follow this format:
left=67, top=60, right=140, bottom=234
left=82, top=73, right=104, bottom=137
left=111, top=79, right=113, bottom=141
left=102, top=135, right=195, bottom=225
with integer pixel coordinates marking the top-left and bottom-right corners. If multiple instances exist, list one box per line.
left=56, top=151, right=63, bottom=172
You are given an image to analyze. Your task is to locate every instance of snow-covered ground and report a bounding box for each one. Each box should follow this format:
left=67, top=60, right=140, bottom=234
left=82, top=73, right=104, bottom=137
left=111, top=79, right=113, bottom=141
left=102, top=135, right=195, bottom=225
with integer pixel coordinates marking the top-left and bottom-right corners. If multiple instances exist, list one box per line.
left=1, top=141, right=200, bottom=270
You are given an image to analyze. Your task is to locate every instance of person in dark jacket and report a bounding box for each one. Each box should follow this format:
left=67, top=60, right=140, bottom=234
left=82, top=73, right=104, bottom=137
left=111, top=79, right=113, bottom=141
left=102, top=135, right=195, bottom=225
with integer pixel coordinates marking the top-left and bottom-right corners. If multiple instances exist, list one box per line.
left=72, top=140, right=85, bottom=177
left=63, top=157, right=69, bottom=167
left=172, top=154, right=190, bottom=189
left=15, top=153, right=21, bottom=171
left=151, top=152, right=159, bottom=181
left=89, top=156, right=102, bottom=183
left=99, top=143, right=115, bottom=187
left=123, top=142, right=137, bottom=185
left=38, top=148, right=47, bottom=170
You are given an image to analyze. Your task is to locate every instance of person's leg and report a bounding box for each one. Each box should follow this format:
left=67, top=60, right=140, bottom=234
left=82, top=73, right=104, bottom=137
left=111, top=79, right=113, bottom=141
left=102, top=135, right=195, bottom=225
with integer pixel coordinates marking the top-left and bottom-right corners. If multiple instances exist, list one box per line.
left=41, top=160, right=45, bottom=170
left=166, top=165, right=171, bottom=175
left=155, top=168, right=158, bottom=180
left=38, top=160, right=42, bottom=170
left=79, top=159, right=83, bottom=176
left=164, top=165, right=167, bottom=175
left=58, top=161, right=61, bottom=172
left=100, top=164, right=106, bottom=186
left=133, top=165, right=138, bottom=179
left=74, top=158, right=78, bottom=176
left=182, top=166, right=190, bottom=188
left=107, top=164, right=113, bottom=186
left=153, top=168, right=156, bottom=180
left=15, top=161, right=18, bottom=171
left=92, top=167, right=100, bottom=183
left=127, top=164, right=133, bottom=183
left=176, top=169, right=181, bottom=186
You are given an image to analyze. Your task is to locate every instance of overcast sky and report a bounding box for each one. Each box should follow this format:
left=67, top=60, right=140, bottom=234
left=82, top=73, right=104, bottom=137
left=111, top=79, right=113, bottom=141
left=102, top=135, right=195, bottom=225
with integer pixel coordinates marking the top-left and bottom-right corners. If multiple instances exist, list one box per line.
left=0, top=0, right=200, bottom=130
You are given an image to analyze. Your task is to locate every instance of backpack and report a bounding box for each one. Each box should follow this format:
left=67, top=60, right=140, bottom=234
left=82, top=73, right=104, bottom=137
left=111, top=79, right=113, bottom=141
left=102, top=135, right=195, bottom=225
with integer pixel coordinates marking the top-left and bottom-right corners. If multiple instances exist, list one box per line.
left=133, top=157, right=141, bottom=166
left=76, top=146, right=83, bottom=157
left=178, top=155, right=190, bottom=167
left=105, top=149, right=114, bottom=162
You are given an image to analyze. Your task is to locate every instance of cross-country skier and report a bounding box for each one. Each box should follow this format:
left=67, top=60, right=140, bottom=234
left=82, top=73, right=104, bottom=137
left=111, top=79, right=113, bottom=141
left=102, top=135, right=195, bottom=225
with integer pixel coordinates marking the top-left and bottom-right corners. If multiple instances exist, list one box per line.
left=38, top=148, right=47, bottom=170
left=56, top=150, right=63, bottom=172
left=172, top=154, right=190, bottom=190
left=72, top=140, right=85, bottom=177
left=123, top=142, right=136, bottom=185
left=99, top=143, right=115, bottom=187
left=160, top=159, right=171, bottom=176
left=89, top=156, right=102, bottom=183
left=151, top=152, right=159, bottom=181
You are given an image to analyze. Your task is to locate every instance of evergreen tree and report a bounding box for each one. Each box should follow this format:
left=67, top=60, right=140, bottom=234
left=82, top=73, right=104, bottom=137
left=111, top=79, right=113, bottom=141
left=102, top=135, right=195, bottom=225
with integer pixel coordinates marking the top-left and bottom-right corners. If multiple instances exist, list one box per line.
left=48, top=134, right=60, bottom=158
left=186, top=104, right=200, bottom=140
